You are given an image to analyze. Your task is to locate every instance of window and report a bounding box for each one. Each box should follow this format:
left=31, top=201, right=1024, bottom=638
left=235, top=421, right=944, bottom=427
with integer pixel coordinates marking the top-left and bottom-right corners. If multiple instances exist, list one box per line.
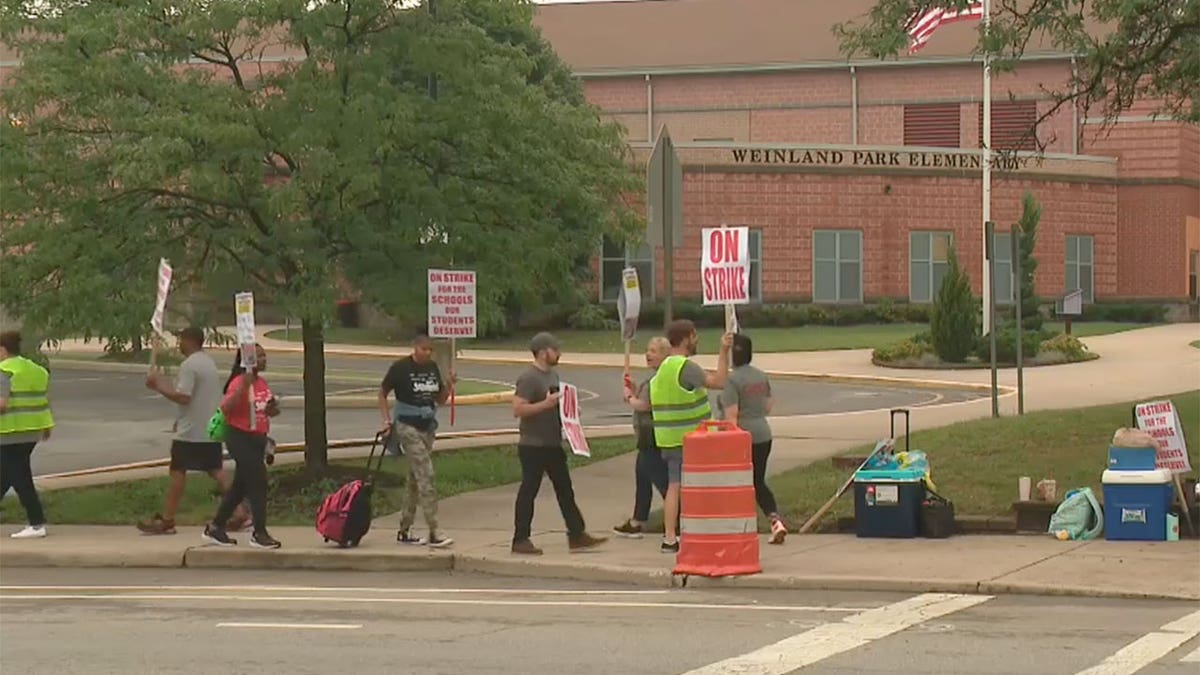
left=1189, top=250, right=1198, bottom=300
left=813, top=230, right=862, bottom=303
left=748, top=229, right=763, bottom=302
left=904, top=103, right=961, bottom=148
left=993, top=232, right=1014, bottom=305
left=600, top=238, right=654, bottom=302
left=979, top=100, right=1038, bottom=151
left=909, top=232, right=953, bottom=303
left=1065, top=235, right=1094, bottom=304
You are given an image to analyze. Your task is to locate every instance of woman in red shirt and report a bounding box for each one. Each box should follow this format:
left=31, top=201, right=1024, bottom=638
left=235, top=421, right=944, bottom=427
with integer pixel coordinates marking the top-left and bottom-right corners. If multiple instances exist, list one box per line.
left=203, top=343, right=281, bottom=549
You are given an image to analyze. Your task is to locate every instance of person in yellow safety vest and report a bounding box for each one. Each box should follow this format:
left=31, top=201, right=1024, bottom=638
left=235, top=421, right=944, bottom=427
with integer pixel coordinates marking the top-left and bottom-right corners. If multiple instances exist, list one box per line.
left=0, top=331, right=53, bottom=539
left=649, top=320, right=733, bottom=554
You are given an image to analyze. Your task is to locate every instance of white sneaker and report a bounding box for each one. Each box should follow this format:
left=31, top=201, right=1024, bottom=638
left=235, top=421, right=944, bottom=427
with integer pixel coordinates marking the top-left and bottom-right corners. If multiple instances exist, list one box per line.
left=10, top=525, right=47, bottom=539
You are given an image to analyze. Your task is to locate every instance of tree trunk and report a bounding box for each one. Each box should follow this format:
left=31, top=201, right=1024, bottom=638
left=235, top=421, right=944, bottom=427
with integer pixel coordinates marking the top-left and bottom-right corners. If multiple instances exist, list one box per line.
left=301, top=318, right=329, bottom=471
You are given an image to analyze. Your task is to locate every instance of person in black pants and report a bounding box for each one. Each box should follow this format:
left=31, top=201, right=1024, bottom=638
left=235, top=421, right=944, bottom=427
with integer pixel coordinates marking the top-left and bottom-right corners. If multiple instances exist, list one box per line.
left=0, top=330, right=52, bottom=540
left=510, top=333, right=607, bottom=555
left=613, top=336, right=670, bottom=537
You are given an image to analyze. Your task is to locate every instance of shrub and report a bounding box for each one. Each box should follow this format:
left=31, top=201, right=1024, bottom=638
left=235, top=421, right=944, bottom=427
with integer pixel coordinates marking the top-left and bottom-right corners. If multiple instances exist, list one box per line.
left=930, top=248, right=978, bottom=362
left=1079, top=303, right=1167, bottom=323
left=872, top=338, right=933, bottom=363
left=1039, top=333, right=1089, bottom=359
left=974, top=324, right=1052, bottom=362
left=567, top=303, right=616, bottom=331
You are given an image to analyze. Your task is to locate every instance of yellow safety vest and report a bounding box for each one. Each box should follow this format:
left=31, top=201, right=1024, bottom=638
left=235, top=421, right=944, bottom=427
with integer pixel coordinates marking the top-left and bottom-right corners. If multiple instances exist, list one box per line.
left=0, top=356, right=54, bottom=435
left=649, top=355, right=711, bottom=449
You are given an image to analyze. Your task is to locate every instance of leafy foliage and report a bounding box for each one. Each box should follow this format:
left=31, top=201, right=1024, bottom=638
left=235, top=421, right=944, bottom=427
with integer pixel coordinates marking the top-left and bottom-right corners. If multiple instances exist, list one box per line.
left=930, top=247, right=978, bottom=362
left=1015, top=191, right=1043, bottom=331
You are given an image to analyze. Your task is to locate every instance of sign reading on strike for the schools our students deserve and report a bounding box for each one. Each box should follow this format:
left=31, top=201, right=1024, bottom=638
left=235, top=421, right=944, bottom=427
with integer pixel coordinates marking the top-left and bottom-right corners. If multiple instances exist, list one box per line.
left=1135, top=399, right=1193, bottom=474
left=559, top=382, right=590, bottom=458
left=617, top=267, right=641, bottom=342
left=428, top=269, right=477, bottom=339
left=150, top=258, right=173, bottom=337
left=234, top=291, right=257, bottom=369
left=701, top=226, right=750, bottom=306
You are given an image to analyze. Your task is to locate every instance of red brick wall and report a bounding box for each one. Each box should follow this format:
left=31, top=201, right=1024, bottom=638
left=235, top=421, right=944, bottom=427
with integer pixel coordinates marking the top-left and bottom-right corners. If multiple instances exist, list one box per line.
left=1115, top=184, right=1199, bottom=299
left=638, top=170, right=1118, bottom=302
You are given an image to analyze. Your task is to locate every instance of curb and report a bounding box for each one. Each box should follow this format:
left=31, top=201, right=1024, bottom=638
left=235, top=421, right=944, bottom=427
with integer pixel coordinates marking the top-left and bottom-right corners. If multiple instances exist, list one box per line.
left=2, top=548, right=1194, bottom=601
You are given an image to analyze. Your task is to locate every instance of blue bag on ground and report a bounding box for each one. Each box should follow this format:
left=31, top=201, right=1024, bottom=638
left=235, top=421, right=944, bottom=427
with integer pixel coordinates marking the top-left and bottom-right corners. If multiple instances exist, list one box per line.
left=1048, top=487, right=1104, bottom=540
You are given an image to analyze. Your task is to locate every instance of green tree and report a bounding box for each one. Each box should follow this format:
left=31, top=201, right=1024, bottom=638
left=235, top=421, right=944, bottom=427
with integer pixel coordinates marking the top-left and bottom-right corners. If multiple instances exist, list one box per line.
left=1014, top=191, right=1043, bottom=331
left=930, top=247, right=978, bottom=362
left=0, top=0, right=639, bottom=470
left=834, top=1, right=1198, bottom=129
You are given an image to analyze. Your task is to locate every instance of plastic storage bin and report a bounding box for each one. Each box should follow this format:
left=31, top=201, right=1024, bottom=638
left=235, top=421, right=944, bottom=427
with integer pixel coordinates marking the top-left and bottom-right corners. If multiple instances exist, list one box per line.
left=1107, top=446, right=1158, bottom=471
left=854, top=468, right=924, bottom=538
left=1102, top=469, right=1174, bottom=541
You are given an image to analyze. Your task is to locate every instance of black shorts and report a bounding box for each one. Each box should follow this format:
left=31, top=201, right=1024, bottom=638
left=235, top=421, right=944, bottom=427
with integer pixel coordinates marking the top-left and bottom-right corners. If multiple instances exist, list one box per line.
left=169, top=440, right=224, bottom=472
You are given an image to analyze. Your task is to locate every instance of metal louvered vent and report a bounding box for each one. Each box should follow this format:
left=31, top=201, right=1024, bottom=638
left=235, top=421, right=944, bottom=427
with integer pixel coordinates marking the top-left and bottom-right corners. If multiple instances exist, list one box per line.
left=903, top=103, right=961, bottom=148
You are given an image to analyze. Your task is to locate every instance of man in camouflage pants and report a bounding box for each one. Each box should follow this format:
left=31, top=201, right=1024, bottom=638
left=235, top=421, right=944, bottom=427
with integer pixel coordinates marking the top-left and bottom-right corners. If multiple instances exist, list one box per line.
left=378, top=334, right=454, bottom=548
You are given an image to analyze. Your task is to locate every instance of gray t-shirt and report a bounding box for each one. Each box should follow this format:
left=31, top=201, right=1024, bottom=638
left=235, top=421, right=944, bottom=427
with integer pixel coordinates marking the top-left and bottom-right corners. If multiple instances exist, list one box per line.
left=0, top=371, right=43, bottom=445
left=718, top=365, right=773, bottom=443
left=174, top=351, right=222, bottom=443
left=679, top=360, right=708, bottom=392
left=516, top=365, right=563, bottom=448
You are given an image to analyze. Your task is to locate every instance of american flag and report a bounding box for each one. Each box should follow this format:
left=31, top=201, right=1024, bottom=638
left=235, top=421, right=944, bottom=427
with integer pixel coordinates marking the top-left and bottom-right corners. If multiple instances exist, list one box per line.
left=907, top=2, right=985, bottom=53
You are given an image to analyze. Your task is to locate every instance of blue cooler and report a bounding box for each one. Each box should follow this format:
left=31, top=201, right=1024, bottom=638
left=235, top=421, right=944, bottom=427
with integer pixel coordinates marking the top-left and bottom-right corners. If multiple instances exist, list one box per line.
left=1107, top=446, right=1158, bottom=471
left=853, top=468, right=924, bottom=538
left=1102, top=469, right=1174, bottom=541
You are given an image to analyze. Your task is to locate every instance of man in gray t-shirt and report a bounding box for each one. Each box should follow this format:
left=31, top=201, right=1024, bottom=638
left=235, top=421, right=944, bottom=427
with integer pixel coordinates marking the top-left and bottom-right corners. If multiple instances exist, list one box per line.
left=137, top=327, right=241, bottom=535
left=509, top=332, right=606, bottom=556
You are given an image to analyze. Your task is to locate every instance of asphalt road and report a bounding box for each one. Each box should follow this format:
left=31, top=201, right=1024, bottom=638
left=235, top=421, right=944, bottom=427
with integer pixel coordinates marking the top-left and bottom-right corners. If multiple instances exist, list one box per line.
left=31, top=353, right=981, bottom=475
left=1, top=568, right=1197, bottom=675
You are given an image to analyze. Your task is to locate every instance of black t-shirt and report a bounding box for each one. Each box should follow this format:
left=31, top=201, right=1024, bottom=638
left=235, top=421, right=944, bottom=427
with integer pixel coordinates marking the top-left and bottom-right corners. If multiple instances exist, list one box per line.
left=381, top=357, right=444, bottom=408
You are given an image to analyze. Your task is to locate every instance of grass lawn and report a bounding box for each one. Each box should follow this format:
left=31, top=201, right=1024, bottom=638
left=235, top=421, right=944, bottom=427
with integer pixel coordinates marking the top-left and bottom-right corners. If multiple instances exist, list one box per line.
left=6, top=437, right=634, bottom=527
left=267, top=321, right=1150, bottom=354
left=764, top=390, right=1200, bottom=531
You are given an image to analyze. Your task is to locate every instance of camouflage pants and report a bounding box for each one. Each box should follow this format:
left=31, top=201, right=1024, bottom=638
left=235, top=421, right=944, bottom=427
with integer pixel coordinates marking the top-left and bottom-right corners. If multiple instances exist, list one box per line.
left=394, top=423, right=439, bottom=536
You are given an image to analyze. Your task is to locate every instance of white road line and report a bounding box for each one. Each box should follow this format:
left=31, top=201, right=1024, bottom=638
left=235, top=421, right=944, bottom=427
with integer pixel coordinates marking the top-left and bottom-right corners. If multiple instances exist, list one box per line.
left=679, top=593, right=993, bottom=675
left=0, top=585, right=672, bottom=596
left=1180, top=645, right=1200, bottom=663
left=217, top=622, right=361, bottom=630
left=1074, top=609, right=1200, bottom=675
left=0, top=593, right=869, bottom=613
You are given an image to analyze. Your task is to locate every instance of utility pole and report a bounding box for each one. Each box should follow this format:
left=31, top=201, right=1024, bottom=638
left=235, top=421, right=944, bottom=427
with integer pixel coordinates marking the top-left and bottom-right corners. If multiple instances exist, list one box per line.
left=986, top=221, right=998, bottom=418
left=1012, top=224, right=1025, bottom=415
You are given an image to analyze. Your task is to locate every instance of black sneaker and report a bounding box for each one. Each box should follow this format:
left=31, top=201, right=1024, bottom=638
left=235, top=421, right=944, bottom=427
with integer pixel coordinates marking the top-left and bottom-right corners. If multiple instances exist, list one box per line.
left=249, top=531, right=281, bottom=550
left=427, top=534, right=454, bottom=549
left=202, top=524, right=236, bottom=547
left=397, top=530, right=424, bottom=545
left=612, top=519, right=644, bottom=539
left=661, top=539, right=680, bottom=554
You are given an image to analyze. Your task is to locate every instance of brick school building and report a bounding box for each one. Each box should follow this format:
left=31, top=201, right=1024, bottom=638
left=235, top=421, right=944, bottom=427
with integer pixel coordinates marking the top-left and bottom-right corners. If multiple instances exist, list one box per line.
left=534, top=0, right=1199, bottom=310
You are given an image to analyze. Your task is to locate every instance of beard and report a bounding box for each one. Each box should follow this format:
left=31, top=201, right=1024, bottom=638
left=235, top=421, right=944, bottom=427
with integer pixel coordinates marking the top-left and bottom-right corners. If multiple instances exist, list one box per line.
left=687, top=341, right=698, bottom=357
left=546, top=353, right=561, bottom=366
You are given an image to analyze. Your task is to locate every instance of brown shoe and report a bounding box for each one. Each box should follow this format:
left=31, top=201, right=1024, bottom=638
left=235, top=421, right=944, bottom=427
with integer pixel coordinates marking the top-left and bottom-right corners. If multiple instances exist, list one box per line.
left=568, top=532, right=607, bottom=552
left=136, top=515, right=176, bottom=535
left=511, top=539, right=543, bottom=556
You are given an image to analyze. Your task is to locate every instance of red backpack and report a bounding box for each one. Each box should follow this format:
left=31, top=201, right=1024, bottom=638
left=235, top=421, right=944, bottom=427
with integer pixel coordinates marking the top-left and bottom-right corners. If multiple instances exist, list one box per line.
left=315, top=431, right=386, bottom=548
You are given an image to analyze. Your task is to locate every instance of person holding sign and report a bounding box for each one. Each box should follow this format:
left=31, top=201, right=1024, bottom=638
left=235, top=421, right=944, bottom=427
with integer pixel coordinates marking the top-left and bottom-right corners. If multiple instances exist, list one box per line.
left=650, top=320, right=733, bottom=553
left=612, top=336, right=671, bottom=538
left=717, top=334, right=787, bottom=545
left=510, top=332, right=607, bottom=555
left=202, top=344, right=281, bottom=550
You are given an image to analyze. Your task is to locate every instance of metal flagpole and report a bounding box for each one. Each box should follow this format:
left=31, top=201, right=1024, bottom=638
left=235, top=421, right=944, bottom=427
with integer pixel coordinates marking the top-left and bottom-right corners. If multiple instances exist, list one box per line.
left=981, top=0, right=993, bottom=338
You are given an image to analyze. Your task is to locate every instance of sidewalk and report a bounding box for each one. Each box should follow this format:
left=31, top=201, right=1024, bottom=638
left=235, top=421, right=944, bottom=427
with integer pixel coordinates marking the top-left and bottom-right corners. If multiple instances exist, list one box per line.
left=2, top=524, right=1196, bottom=601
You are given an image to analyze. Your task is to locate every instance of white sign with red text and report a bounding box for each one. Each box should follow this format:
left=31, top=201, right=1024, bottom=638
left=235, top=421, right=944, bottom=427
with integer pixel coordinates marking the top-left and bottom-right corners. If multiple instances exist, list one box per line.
left=559, top=382, right=590, bottom=457
left=428, top=269, right=477, bottom=339
left=150, top=258, right=173, bottom=337
left=701, top=226, right=750, bottom=306
left=234, top=291, right=257, bottom=370
left=1134, top=399, right=1192, bottom=474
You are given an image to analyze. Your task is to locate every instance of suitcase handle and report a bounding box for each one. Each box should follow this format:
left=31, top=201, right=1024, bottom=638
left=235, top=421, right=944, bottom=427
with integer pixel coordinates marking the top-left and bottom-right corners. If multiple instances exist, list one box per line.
left=697, top=420, right=738, bottom=433
left=366, top=430, right=389, bottom=477
left=890, top=408, right=910, bottom=452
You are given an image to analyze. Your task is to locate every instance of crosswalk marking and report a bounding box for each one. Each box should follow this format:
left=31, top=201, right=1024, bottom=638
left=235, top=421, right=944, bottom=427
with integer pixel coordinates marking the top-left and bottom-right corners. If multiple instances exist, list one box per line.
left=678, top=593, right=993, bottom=675
left=1180, top=645, right=1200, bottom=663
left=1074, top=609, right=1200, bottom=675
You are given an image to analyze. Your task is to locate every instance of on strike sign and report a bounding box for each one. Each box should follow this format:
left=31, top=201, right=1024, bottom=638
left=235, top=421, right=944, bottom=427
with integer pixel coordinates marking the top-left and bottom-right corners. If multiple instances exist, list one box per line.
left=701, top=226, right=750, bottom=306
left=428, top=269, right=477, bottom=339
left=559, top=383, right=590, bottom=457
left=1134, top=399, right=1193, bottom=474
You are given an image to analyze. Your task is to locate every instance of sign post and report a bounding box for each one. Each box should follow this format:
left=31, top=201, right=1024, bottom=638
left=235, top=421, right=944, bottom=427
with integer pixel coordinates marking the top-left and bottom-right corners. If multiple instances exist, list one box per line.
left=647, top=126, right=683, bottom=325
left=701, top=227, right=751, bottom=334
left=234, top=291, right=257, bottom=431
left=148, top=258, right=173, bottom=371
left=1134, top=399, right=1195, bottom=536
left=560, top=383, right=590, bottom=458
left=617, top=267, right=641, bottom=379
left=428, top=269, right=477, bottom=426
left=1012, top=225, right=1025, bottom=415
left=985, top=221, right=998, bottom=418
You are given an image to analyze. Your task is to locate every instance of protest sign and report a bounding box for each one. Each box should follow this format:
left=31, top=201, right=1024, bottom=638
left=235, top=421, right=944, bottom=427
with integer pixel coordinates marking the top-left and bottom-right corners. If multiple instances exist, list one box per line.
left=235, top=292, right=257, bottom=370
left=617, top=267, right=641, bottom=342
left=428, top=269, right=477, bottom=339
left=701, top=226, right=750, bottom=306
left=1134, top=399, right=1193, bottom=474
left=560, top=383, right=590, bottom=457
left=150, top=258, right=173, bottom=337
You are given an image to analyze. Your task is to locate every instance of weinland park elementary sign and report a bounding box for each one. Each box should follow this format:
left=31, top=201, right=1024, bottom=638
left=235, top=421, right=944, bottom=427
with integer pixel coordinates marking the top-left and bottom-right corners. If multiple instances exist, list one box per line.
left=729, top=147, right=1036, bottom=171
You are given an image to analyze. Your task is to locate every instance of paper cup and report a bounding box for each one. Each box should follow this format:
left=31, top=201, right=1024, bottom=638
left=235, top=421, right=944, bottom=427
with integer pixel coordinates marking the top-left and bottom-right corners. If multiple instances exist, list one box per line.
left=1018, top=476, right=1032, bottom=501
